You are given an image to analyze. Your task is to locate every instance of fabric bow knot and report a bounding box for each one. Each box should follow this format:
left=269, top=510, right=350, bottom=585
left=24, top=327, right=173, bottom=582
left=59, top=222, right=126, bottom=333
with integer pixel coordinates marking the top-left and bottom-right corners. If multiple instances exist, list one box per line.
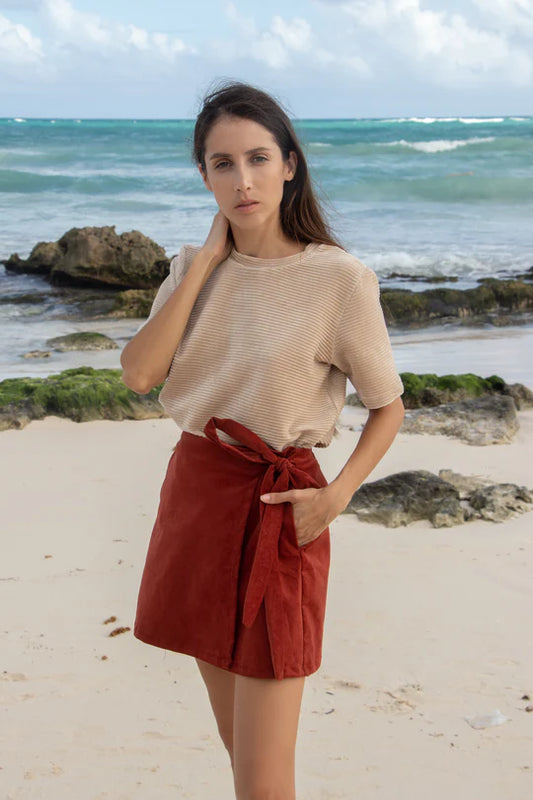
left=203, top=415, right=321, bottom=678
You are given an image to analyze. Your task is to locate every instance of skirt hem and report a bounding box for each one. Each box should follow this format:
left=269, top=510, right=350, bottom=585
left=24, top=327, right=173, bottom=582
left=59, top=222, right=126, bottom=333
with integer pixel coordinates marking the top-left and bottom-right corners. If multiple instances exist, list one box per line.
left=133, top=626, right=320, bottom=680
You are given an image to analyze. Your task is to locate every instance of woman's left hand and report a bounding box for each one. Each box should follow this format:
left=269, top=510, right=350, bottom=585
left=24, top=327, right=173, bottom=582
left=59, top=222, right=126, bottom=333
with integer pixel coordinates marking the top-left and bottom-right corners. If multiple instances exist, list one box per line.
left=259, top=486, right=345, bottom=547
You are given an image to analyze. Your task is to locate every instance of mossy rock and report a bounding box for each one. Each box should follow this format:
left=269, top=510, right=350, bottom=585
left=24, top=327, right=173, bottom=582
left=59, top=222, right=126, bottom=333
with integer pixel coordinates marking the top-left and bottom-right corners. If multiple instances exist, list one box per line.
left=346, top=371, right=532, bottom=409
left=110, top=288, right=157, bottom=318
left=380, top=280, right=533, bottom=325
left=46, top=332, right=119, bottom=351
left=0, top=366, right=167, bottom=431
left=399, top=371, right=506, bottom=407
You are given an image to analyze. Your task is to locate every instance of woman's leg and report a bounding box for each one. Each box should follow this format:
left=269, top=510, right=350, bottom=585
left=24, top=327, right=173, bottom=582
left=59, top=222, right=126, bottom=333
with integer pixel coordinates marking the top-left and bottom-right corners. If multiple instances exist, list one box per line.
left=195, top=657, right=236, bottom=768
left=232, top=674, right=305, bottom=800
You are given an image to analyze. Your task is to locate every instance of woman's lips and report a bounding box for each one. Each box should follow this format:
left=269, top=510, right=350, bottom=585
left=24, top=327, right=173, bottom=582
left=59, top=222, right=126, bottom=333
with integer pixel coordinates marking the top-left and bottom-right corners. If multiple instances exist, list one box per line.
left=236, top=201, right=259, bottom=212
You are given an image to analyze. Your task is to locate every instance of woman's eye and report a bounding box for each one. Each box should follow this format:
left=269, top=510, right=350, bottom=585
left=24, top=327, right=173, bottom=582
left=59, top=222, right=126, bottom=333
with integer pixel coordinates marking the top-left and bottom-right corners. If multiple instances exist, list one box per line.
left=214, top=155, right=267, bottom=169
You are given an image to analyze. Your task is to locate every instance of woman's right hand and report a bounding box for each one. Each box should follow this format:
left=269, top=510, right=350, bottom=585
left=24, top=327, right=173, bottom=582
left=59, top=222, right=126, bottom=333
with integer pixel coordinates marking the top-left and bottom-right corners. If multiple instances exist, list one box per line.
left=201, top=210, right=234, bottom=268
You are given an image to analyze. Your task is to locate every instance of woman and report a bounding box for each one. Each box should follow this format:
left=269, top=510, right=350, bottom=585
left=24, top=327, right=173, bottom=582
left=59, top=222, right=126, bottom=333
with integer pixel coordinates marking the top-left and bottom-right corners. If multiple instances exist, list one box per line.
left=120, top=79, right=405, bottom=799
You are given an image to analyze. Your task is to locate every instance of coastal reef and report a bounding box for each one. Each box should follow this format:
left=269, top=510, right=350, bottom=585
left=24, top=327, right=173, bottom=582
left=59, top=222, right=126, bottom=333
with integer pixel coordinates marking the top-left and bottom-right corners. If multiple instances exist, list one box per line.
left=2, top=225, right=170, bottom=290
left=347, top=371, right=533, bottom=410
left=380, top=276, right=533, bottom=328
left=1, top=367, right=532, bottom=451
left=0, top=366, right=166, bottom=431
left=2, top=225, right=532, bottom=327
left=345, top=374, right=533, bottom=445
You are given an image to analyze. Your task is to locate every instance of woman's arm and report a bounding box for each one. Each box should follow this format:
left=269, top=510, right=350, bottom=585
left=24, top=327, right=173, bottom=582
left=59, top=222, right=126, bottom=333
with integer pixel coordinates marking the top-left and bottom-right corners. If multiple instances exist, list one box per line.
left=120, top=210, right=232, bottom=395
left=120, top=248, right=218, bottom=394
left=325, top=396, right=405, bottom=511
left=260, top=397, right=405, bottom=546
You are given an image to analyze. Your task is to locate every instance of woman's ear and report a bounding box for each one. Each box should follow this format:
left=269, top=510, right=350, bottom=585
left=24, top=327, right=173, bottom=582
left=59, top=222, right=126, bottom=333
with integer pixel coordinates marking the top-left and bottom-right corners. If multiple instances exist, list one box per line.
left=198, top=163, right=212, bottom=192
left=285, top=150, right=297, bottom=182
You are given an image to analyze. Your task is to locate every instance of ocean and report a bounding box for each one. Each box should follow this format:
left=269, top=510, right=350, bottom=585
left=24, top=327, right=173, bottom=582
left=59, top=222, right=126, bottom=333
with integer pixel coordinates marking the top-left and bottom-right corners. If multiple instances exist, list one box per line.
left=1, top=116, right=532, bottom=388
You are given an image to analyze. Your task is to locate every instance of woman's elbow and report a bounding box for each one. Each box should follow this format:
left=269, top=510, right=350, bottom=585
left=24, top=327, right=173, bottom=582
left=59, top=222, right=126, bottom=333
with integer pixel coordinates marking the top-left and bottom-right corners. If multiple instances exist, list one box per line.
left=121, top=370, right=151, bottom=395
left=120, top=342, right=151, bottom=394
left=367, top=395, right=405, bottom=425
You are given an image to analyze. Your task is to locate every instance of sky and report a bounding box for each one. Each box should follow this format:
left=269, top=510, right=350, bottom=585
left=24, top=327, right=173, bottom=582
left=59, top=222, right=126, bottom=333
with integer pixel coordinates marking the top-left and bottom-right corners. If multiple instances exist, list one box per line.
left=0, top=0, right=532, bottom=118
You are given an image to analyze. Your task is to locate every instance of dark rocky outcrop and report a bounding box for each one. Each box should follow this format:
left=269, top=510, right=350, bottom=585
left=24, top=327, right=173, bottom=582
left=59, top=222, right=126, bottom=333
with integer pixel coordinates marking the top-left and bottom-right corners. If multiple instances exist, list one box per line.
left=384, top=271, right=459, bottom=283
left=0, top=367, right=166, bottom=431
left=2, top=225, right=170, bottom=290
left=380, top=279, right=533, bottom=328
left=344, top=468, right=532, bottom=528
left=383, top=264, right=533, bottom=286
left=346, top=469, right=464, bottom=527
left=515, top=265, right=533, bottom=282
left=44, top=332, right=119, bottom=352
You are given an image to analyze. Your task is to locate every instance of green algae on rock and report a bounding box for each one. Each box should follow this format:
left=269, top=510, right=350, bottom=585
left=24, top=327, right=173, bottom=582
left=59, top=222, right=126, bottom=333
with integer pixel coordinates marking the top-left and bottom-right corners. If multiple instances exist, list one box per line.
left=0, top=367, right=167, bottom=431
left=399, top=371, right=505, bottom=407
left=346, top=372, right=533, bottom=410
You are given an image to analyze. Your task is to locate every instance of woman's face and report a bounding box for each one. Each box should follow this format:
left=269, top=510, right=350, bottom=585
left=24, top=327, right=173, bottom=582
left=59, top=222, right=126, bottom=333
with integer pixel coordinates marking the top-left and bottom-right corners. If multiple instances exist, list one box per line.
left=199, top=115, right=297, bottom=231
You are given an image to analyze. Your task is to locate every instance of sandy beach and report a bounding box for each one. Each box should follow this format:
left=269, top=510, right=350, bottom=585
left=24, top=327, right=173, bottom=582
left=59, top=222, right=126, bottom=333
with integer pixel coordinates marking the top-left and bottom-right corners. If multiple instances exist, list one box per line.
left=2, top=407, right=533, bottom=799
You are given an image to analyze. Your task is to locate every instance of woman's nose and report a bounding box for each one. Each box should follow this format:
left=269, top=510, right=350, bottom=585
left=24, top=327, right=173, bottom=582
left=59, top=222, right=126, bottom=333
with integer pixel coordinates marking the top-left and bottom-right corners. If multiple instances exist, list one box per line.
left=234, top=165, right=252, bottom=192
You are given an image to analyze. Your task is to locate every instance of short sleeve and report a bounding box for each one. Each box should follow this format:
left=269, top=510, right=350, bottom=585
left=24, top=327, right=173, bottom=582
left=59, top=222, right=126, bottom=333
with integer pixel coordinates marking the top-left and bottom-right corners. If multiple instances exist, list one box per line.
left=134, top=245, right=188, bottom=333
left=330, top=266, right=404, bottom=408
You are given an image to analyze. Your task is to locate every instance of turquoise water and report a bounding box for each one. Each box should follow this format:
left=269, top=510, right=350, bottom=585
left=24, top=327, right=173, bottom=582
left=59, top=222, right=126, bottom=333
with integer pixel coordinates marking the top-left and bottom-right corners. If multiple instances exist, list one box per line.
left=1, top=116, right=532, bottom=385
left=1, top=115, right=532, bottom=280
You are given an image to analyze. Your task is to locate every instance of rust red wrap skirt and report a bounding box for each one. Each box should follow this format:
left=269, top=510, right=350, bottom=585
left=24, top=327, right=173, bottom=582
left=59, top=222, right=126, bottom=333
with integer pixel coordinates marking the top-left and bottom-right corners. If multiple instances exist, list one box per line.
left=133, top=416, right=331, bottom=680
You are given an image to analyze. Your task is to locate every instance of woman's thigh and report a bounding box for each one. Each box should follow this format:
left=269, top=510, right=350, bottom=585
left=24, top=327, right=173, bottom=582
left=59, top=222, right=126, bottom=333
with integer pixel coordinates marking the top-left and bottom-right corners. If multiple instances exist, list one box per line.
left=232, top=674, right=305, bottom=798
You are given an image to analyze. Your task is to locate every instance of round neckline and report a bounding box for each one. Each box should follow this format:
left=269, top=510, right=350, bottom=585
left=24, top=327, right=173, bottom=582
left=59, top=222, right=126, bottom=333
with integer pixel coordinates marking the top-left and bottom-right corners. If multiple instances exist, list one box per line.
left=228, top=241, right=319, bottom=268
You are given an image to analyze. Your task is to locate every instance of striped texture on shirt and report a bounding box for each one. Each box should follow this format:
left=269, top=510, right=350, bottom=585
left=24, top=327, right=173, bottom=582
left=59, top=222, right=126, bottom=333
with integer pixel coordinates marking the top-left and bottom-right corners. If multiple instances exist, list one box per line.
left=135, top=241, right=404, bottom=450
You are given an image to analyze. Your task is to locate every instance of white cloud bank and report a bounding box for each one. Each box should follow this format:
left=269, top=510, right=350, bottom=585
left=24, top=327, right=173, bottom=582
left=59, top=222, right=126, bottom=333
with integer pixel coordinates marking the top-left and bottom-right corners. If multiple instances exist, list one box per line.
left=0, top=0, right=531, bottom=115
left=335, top=0, right=532, bottom=86
left=471, top=0, right=533, bottom=35
left=0, top=12, right=43, bottom=65
left=43, top=0, right=195, bottom=60
left=222, top=2, right=370, bottom=75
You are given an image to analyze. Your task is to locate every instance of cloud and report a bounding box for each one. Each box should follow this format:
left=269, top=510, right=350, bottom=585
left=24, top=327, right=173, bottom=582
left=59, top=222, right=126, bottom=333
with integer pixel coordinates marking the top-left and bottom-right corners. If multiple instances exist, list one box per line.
left=43, top=0, right=194, bottom=61
left=0, top=11, right=43, bottom=65
left=0, top=1, right=41, bottom=8
left=1, top=0, right=531, bottom=116
left=334, top=0, right=532, bottom=86
left=271, top=15, right=312, bottom=52
left=223, top=2, right=370, bottom=75
left=471, top=0, right=533, bottom=35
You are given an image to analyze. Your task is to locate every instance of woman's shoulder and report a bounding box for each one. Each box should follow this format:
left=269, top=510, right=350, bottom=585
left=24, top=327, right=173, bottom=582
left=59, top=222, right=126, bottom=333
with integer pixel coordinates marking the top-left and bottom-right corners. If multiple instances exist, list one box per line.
left=311, top=242, right=374, bottom=286
left=170, top=243, right=203, bottom=266
left=168, top=243, right=204, bottom=279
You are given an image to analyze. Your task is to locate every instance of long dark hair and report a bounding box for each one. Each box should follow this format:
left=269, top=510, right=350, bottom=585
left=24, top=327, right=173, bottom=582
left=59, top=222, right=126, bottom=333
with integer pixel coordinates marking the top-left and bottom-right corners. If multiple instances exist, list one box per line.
left=192, top=79, right=345, bottom=251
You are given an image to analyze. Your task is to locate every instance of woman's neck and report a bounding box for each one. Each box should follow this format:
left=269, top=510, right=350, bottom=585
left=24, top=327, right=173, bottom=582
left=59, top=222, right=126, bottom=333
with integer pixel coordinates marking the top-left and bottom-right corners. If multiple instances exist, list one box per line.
left=231, top=222, right=306, bottom=259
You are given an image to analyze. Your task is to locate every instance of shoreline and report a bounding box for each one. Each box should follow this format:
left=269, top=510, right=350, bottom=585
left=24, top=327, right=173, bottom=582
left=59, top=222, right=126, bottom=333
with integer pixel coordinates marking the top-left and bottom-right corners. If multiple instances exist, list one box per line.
left=2, top=318, right=533, bottom=387
left=2, top=412, right=532, bottom=798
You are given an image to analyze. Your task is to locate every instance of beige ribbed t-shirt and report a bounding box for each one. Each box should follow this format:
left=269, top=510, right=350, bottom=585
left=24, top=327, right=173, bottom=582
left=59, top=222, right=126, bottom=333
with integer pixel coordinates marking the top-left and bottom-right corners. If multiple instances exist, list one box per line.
left=135, top=241, right=404, bottom=451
